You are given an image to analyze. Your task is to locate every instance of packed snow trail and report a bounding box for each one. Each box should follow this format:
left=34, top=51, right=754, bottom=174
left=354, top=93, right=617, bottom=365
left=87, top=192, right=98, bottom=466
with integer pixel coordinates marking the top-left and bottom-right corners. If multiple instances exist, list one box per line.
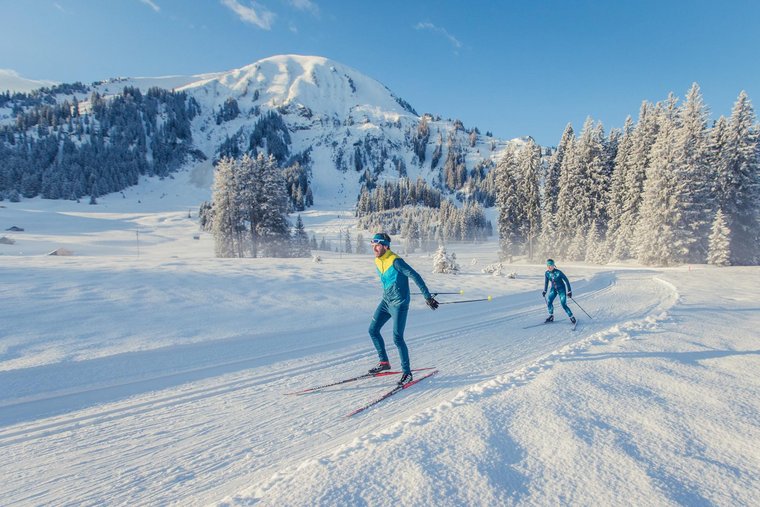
left=0, top=270, right=676, bottom=505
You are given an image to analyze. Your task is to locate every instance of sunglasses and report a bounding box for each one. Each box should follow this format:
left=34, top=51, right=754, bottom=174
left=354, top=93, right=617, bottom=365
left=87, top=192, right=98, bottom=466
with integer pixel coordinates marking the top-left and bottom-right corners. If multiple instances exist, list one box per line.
left=370, top=239, right=388, bottom=245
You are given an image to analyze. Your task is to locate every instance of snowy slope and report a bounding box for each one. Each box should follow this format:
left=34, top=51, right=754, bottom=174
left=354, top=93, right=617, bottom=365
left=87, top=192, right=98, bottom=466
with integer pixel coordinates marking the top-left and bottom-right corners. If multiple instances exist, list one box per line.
left=0, top=69, right=57, bottom=92
left=1, top=182, right=758, bottom=506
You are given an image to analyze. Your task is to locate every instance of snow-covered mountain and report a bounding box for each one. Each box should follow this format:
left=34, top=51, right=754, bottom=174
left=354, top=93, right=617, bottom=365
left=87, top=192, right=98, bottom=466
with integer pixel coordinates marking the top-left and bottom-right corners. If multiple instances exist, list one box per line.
left=1, top=55, right=519, bottom=207
left=170, top=54, right=516, bottom=206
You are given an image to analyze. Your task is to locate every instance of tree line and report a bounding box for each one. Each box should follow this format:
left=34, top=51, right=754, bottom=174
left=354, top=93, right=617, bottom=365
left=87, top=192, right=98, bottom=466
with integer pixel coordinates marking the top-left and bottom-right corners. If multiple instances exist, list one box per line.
left=0, top=86, right=201, bottom=202
left=495, top=84, right=759, bottom=266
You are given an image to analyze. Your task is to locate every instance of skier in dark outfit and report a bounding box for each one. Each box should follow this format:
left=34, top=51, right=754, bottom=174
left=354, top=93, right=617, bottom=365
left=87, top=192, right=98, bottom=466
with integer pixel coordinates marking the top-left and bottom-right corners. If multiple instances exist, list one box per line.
left=542, top=259, right=576, bottom=324
left=367, top=233, right=439, bottom=385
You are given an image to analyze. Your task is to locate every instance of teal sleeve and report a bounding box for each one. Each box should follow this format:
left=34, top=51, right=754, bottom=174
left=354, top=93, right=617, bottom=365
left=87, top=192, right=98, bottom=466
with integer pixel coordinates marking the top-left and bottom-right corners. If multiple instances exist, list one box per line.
left=562, top=271, right=572, bottom=292
left=394, top=258, right=431, bottom=299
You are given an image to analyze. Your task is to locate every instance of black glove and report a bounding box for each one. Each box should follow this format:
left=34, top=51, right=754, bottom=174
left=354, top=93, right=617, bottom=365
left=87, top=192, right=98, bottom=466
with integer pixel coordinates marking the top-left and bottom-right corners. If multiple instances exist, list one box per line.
left=567, top=291, right=572, bottom=298
left=426, top=297, right=439, bottom=310
left=541, top=291, right=546, bottom=297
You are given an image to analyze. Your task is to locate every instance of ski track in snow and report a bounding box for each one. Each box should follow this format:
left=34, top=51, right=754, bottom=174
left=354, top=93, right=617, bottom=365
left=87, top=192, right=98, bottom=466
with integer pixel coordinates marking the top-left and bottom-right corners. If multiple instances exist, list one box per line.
left=0, top=268, right=677, bottom=506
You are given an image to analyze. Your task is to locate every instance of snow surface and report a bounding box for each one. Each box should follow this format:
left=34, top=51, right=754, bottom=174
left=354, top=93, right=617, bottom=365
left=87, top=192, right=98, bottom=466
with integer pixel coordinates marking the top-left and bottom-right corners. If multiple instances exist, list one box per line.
left=1, top=169, right=759, bottom=506
left=0, top=69, right=58, bottom=93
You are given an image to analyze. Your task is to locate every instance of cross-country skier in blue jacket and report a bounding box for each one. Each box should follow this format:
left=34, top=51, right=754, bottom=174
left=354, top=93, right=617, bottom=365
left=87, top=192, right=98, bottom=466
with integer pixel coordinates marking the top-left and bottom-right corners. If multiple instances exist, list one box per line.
left=542, top=259, right=576, bottom=324
left=368, top=233, right=439, bottom=385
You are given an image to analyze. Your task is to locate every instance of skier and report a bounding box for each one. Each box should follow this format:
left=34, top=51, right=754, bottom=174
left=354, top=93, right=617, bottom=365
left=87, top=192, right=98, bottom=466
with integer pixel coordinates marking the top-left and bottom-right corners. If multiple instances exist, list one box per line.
left=368, top=232, right=439, bottom=385
left=542, top=259, right=576, bottom=324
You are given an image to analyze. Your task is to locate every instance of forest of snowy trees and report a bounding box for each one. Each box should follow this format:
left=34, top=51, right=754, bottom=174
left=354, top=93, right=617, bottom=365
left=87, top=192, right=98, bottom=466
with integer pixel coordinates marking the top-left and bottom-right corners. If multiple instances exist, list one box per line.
left=201, top=153, right=312, bottom=258
left=0, top=86, right=202, bottom=202
left=355, top=177, right=492, bottom=252
left=496, top=84, right=760, bottom=266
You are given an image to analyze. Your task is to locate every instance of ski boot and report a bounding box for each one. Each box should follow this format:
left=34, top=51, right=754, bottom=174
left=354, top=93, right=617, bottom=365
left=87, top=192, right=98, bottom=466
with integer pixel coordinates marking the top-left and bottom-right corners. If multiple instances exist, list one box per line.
left=369, top=361, right=391, bottom=374
left=544, top=315, right=554, bottom=323
left=398, top=371, right=413, bottom=386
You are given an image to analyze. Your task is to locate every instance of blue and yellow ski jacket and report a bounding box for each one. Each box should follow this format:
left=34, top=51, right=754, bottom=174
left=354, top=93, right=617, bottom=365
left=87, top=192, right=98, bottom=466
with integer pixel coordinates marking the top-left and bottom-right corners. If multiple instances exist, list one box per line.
left=544, top=268, right=572, bottom=294
left=375, top=250, right=432, bottom=306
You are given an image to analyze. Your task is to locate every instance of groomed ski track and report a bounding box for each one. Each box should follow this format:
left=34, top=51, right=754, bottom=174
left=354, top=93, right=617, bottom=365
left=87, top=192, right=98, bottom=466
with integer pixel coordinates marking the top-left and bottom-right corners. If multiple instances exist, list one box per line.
left=0, top=270, right=677, bottom=506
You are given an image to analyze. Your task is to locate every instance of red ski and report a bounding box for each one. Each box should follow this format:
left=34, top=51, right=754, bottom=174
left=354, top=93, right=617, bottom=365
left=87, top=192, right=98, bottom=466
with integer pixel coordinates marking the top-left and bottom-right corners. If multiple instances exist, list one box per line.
left=346, top=369, right=439, bottom=417
left=285, top=367, right=435, bottom=395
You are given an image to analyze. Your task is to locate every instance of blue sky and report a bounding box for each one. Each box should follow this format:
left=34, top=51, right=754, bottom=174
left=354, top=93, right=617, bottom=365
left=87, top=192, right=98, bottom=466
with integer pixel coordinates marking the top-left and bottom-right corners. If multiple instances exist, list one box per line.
left=2, top=0, right=759, bottom=146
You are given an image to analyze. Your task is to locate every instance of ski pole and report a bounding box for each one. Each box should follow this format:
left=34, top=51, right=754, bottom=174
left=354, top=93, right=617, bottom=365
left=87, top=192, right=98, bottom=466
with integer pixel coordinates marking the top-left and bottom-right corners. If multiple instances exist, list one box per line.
left=571, top=296, right=593, bottom=319
left=414, top=290, right=464, bottom=296
left=437, top=296, right=492, bottom=305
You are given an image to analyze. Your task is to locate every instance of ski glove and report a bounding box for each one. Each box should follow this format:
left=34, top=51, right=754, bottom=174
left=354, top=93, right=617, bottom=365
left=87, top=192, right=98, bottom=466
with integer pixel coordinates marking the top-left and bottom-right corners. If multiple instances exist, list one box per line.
left=426, top=297, right=439, bottom=310
left=541, top=291, right=546, bottom=297
left=567, top=292, right=572, bottom=298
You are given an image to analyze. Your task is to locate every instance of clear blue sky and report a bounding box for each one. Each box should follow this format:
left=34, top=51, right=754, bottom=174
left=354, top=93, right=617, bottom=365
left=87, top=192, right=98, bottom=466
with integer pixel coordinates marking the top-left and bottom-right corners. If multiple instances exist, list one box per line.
left=2, top=0, right=759, bottom=146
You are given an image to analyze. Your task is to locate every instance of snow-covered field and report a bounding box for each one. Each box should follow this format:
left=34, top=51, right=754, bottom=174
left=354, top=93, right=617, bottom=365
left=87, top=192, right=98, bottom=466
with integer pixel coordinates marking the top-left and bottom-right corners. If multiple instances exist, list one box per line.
left=1, top=170, right=758, bottom=506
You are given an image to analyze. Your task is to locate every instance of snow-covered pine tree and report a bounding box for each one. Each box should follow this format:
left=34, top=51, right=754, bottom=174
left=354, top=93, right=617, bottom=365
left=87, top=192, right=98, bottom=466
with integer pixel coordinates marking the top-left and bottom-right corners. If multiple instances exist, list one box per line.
left=605, top=116, right=634, bottom=260
left=714, top=91, right=760, bottom=265
left=291, top=214, right=311, bottom=257
left=495, top=147, right=521, bottom=262
left=343, top=229, right=352, bottom=254
left=516, top=138, right=542, bottom=260
left=553, top=126, right=580, bottom=253
left=545, top=124, right=573, bottom=217
left=256, top=154, right=291, bottom=257
left=236, top=153, right=261, bottom=257
left=707, top=208, right=731, bottom=266
left=635, top=95, right=684, bottom=266
left=673, top=83, right=712, bottom=263
left=211, top=157, right=243, bottom=258
left=614, top=102, right=660, bottom=260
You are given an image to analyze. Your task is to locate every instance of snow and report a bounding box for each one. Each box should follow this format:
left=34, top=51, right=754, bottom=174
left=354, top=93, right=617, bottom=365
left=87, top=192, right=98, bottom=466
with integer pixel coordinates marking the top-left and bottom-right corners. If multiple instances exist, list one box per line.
left=0, top=69, right=58, bottom=93
left=1, top=171, right=759, bottom=506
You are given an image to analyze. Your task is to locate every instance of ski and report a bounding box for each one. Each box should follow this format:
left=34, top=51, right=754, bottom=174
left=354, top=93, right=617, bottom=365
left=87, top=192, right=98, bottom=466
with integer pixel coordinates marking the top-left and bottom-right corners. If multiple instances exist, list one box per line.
left=346, top=369, right=439, bottom=417
left=285, top=367, right=435, bottom=395
left=571, top=319, right=578, bottom=331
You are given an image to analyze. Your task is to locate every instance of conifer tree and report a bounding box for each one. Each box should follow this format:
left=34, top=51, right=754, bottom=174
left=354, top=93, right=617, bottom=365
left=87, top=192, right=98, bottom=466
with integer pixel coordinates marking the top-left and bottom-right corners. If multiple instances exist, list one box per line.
left=673, top=83, right=712, bottom=262
left=211, top=157, right=242, bottom=257
left=495, top=147, right=520, bottom=261
left=291, top=214, right=311, bottom=257
left=635, top=95, right=683, bottom=265
left=714, top=91, right=760, bottom=265
left=605, top=116, right=634, bottom=259
left=707, top=208, right=731, bottom=266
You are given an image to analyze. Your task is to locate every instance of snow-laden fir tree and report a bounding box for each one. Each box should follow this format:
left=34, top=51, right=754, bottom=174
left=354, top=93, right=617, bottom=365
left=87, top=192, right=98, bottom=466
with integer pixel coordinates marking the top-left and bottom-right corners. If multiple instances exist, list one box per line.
left=545, top=124, right=574, bottom=218
left=343, top=229, right=352, bottom=254
left=672, top=83, right=712, bottom=263
left=713, top=91, right=760, bottom=265
left=707, top=208, right=731, bottom=266
left=291, top=214, right=311, bottom=258
left=516, top=138, right=542, bottom=260
left=605, top=116, right=634, bottom=259
left=612, top=102, right=660, bottom=260
left=634, top=94, right=684, bottom=265
left=494, top=147, right=521, bottom=262
left=211, top=157, right=243, bottom=258
left=432, top=245, right=460, bottom=274
left=255, top=154, right=291, bottom=257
